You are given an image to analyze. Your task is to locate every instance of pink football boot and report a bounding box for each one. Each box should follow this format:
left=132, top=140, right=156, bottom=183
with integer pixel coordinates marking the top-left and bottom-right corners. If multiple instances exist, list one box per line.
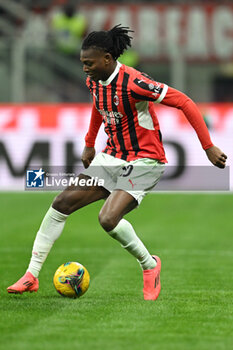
left=143, top=255, right=161, bottom=300
left=7, top=271, right=39, bottom=294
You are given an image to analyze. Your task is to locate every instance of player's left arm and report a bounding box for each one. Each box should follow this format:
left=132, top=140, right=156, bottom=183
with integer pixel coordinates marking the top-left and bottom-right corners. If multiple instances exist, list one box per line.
left=161, top=87, right=227, bottom=169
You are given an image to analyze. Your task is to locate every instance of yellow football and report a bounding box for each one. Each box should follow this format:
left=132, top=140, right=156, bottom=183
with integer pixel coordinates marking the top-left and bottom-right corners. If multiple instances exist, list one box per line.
left=53, top=261, right=90, bottom=298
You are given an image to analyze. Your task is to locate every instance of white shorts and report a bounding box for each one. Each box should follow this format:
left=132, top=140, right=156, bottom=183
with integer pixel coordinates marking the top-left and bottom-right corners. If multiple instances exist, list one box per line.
left=82, top=152, right=165, bottom=205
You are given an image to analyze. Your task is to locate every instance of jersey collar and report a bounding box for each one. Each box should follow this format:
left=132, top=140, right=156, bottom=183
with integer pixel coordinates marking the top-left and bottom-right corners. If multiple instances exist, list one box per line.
left=99, top=61, right=122, bottom=86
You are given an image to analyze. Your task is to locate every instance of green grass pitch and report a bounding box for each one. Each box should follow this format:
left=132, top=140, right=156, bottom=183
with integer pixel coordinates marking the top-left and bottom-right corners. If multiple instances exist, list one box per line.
left=0, top=192, right=233, bottom=350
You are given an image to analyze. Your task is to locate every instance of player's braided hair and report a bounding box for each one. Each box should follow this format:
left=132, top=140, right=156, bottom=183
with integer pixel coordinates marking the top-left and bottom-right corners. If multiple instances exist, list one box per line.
left=81, top=24, right=133, bottom=60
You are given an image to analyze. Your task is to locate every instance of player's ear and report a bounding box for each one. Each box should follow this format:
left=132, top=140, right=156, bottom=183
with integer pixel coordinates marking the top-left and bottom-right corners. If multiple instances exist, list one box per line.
left=104, top=53, right=112, bottom=65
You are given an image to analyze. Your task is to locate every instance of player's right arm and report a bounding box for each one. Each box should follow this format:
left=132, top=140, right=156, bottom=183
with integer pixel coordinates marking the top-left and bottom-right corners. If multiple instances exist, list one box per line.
left=82, top=104, right=102, bottom=168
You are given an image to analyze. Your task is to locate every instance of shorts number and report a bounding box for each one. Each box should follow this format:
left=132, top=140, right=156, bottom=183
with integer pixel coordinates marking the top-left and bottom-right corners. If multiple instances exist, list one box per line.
left=120, top=165, right=133, bottom=177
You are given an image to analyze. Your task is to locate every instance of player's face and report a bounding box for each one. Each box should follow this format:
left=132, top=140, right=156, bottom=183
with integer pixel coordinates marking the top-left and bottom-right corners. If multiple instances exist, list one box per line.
left=80, top=48, right=113, bottom=82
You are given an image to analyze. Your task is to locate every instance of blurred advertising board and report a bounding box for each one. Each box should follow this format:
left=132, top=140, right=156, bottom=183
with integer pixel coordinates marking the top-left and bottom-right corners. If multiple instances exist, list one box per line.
left=0, top=103, right=232, bottom=191
left=80, top=3, right=233, bottom=61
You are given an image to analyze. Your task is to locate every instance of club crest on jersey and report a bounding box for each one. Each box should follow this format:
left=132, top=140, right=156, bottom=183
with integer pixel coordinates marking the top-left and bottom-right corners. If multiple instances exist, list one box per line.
left=114, top=94, right=119, bottom=106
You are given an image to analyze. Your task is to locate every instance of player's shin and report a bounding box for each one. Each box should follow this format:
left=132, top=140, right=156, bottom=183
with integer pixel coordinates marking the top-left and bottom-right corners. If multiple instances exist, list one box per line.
left=27, top=206, right=68, bottom=277
left=108, top=219, right=156, bottom=270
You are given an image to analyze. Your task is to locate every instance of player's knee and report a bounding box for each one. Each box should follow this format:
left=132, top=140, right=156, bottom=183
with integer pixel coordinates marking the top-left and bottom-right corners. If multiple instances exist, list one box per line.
left=98, top=211, right=118, bottom=232
left=52, top=193, right=73, bottom=215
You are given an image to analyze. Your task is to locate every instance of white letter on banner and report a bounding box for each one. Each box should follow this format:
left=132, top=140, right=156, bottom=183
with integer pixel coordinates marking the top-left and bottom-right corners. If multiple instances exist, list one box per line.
left=138, top=8, right=160, bottom=57
left=113, top=7, right=131, bottom=28
left=212, top=7, right=233, bottom=59
left=87, top=7, right=108, bottom=31
left=186, top=7, right=208, bottom=58
left=0, top=109, right=14, bottom=129
left=165, top=8, right=182, bottom=56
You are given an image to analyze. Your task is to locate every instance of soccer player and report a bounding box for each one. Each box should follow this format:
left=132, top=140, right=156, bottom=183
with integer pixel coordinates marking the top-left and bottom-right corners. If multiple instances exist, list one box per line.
left=7, top=25, right=227, bottom=300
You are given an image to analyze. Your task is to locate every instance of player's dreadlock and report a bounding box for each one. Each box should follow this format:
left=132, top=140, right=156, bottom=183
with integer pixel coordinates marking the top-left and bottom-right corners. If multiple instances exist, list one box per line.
left=81, top=24, right=133, bottom=60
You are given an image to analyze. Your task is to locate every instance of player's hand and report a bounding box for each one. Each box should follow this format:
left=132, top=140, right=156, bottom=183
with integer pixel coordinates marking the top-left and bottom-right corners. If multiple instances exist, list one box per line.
left=205, top=146, right=227, bottom=169
left=81, top=146, right=95, bottom=168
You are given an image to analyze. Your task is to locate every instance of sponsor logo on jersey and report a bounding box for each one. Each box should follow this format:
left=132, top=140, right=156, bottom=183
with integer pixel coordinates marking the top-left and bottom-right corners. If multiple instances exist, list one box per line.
left=98, top=108, right=123, bottom=125
left=98, top=109, right=123, bottom=119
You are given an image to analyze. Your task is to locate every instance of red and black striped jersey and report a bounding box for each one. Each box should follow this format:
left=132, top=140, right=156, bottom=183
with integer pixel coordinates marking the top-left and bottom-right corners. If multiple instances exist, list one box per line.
left=85, top=62, right=213, bottom=162
left=86, top=62, right=168, bottom=162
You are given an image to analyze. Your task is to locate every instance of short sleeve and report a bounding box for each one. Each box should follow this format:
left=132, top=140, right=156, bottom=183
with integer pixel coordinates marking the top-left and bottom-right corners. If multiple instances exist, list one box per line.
left=130, top=73, right=168, bottom=103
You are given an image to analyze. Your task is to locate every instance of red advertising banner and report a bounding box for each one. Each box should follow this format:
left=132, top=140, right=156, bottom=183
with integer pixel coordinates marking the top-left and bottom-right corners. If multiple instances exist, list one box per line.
left=79, top=3, right=233, bottom=61
left=0, top=103, right=232, bottom=190
left=0, top=103, right=232, bottom=131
